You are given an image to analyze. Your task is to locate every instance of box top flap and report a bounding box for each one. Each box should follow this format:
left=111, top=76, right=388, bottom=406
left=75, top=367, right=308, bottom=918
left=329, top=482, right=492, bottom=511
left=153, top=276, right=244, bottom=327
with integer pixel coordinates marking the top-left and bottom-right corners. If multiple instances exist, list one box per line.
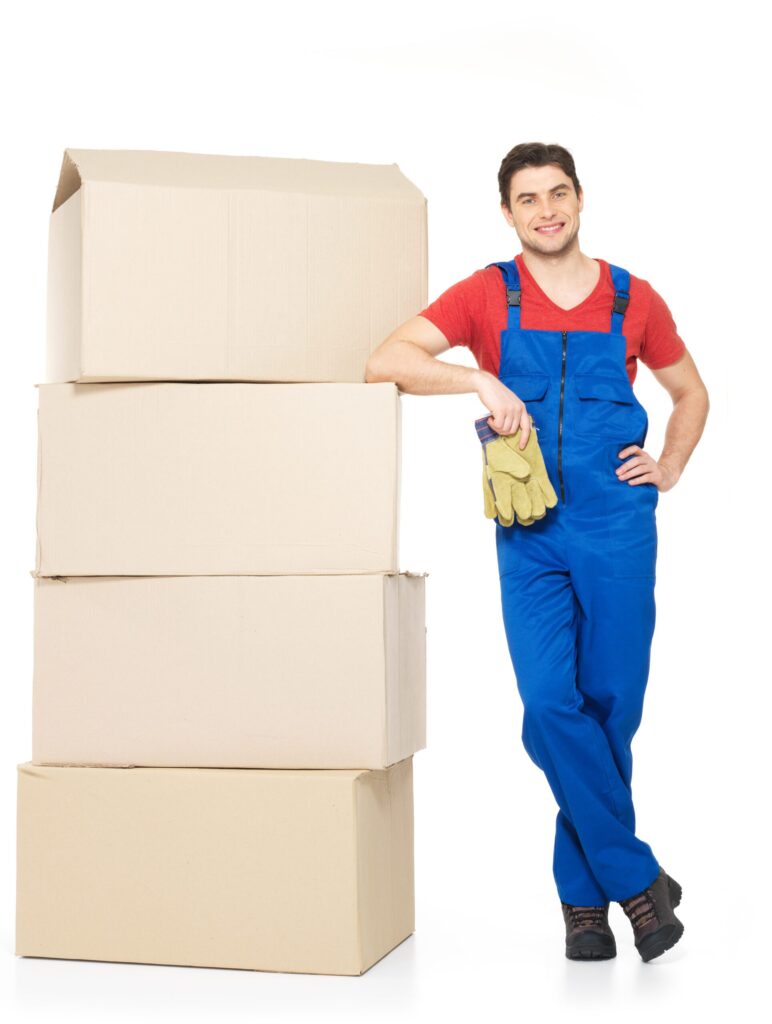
left=30, top=570, right=429, bottom=580
left=53, top=148, right=427, bottom=212
left=17, top=760, right=374, bottom=780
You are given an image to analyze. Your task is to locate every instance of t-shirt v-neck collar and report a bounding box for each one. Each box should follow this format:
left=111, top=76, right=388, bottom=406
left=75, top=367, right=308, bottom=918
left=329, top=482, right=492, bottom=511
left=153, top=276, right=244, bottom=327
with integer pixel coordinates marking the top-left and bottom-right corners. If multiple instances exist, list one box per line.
left=514, top=253, right=607, bottom=314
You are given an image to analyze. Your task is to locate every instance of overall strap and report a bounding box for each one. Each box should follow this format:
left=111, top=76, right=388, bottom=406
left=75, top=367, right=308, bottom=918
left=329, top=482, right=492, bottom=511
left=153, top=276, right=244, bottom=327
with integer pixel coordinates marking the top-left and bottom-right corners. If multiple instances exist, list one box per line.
left=488, top=258, right=631, bottom=334
left=608, top=264, right=631, bottom=334
left=485, top=260, right=522, bottom=330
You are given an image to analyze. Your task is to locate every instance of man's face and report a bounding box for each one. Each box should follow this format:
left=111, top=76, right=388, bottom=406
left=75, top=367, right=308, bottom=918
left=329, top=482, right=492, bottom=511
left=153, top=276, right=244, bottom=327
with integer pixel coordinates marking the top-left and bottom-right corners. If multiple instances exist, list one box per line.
left=501, top=164, right=583, bottom=256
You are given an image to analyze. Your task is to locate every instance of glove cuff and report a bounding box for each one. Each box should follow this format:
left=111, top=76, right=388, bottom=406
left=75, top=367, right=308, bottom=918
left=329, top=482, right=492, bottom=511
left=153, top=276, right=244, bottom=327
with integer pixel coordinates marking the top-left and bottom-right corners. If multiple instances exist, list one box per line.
left=475, top=416, right=499, bottom=445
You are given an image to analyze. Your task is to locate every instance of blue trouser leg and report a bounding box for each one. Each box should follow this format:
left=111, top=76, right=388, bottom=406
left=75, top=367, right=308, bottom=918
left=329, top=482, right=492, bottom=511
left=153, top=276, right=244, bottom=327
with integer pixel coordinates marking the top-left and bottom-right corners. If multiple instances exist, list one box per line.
left=568, top=567, right=660, bottom=900
left=553, top=811, right=605, bottom=904
left=499, top=543, right=661, bottom=905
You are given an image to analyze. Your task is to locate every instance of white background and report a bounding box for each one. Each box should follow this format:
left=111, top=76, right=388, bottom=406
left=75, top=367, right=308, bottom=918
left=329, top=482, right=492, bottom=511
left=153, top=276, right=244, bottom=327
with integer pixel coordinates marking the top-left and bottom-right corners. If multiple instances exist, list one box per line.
left=1, top=0, right=767, bottom=1020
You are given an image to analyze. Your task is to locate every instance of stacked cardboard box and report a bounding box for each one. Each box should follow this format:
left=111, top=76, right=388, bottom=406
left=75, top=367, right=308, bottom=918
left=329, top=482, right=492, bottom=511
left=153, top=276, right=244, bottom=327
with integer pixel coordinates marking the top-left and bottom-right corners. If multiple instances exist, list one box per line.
left=17, top=149, right=429, bottom=976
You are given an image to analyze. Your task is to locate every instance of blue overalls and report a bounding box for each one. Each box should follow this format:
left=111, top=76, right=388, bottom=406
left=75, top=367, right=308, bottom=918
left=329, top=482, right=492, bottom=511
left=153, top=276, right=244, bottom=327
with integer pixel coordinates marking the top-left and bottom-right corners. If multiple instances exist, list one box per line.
left=487, top=258, right=661, bottom=906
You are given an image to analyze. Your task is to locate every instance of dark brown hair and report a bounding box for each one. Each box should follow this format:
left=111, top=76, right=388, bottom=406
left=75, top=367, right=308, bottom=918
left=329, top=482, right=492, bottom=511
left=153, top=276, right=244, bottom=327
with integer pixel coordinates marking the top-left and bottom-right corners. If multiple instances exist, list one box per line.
left=498, top=143, right=581, bottom=210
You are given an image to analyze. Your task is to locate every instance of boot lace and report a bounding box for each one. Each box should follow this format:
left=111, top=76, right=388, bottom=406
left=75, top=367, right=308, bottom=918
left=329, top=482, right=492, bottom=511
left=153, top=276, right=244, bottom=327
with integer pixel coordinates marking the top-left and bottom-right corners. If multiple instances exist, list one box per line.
left=563, top=904, right=607, bottom=929
left=620, top=887, right=657, bottom=929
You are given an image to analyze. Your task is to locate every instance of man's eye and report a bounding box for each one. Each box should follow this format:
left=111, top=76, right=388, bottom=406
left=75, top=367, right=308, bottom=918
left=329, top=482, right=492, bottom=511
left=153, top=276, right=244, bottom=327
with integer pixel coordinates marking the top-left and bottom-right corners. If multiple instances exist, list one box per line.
left=554, top=191, right=566, bottom=198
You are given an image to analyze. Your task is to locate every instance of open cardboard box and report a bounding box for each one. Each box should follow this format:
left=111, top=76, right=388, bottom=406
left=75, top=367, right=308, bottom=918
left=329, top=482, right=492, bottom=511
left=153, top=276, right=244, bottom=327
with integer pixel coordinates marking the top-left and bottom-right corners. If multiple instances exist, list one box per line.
left=46, top=148, right=427, bottom=384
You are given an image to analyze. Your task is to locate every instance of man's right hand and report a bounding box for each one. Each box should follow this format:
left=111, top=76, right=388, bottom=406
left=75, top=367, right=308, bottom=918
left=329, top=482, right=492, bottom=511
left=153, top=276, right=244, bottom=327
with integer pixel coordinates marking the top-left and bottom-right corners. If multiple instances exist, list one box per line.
left=474, top=370, right=531, bottom=450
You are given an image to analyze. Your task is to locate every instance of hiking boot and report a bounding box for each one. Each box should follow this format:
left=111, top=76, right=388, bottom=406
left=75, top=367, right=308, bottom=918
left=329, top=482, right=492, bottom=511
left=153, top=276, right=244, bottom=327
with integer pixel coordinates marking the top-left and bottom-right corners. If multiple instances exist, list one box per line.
left=619, top=867, right=684, bottom=962
left=560, top=902, right=617, bottom=960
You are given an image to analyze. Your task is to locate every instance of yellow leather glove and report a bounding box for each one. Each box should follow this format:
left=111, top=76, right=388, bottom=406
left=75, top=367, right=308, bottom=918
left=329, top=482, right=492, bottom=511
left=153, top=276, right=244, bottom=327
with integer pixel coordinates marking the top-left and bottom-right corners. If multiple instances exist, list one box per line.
left=514, top=418, right=559, bottom=521
left=481, top=450, right=536, bottom=524
left=482, top=458, right=515, bottom=526
left=476, top=415, right=558, bottom=527
left=476, top=415, right=535, bottom=526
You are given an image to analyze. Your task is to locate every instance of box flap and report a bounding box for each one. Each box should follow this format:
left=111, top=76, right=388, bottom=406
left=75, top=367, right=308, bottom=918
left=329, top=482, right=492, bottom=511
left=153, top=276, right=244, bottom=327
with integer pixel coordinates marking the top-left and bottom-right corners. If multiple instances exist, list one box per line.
left=30, top=570, right=428, bottom=580
left=53, top=147, right=427, bottom=212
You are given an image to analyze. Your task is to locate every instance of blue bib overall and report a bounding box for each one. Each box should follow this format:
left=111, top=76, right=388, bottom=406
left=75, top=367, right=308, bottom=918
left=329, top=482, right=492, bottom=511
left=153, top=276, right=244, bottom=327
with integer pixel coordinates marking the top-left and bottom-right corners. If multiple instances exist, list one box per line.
left=487, top=258, right=661, bottom=906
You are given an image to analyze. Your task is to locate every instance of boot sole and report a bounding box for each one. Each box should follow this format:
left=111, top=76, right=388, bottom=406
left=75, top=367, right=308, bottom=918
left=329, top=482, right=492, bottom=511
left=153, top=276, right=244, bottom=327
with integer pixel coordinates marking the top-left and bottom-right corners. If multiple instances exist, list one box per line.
left=566, top=946, right=617, bottom=961
left=668, top=875, right=682, bottom=908
left=566, top=932, right=617, bottom=961
left=637, top=920, right=684, bottom=962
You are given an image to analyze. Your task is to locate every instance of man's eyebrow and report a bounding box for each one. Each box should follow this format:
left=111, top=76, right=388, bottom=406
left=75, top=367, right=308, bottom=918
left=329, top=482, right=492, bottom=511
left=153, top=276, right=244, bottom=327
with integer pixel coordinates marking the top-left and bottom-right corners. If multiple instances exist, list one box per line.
left=514, top=182, right=572, bottom=201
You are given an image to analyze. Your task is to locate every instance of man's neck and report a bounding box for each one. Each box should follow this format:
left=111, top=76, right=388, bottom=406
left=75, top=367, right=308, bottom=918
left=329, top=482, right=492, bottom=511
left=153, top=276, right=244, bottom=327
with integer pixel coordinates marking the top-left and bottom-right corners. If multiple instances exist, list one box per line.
left=518, top=244, right=601, bottom=309
left=520, top=244, right=594, bottom=285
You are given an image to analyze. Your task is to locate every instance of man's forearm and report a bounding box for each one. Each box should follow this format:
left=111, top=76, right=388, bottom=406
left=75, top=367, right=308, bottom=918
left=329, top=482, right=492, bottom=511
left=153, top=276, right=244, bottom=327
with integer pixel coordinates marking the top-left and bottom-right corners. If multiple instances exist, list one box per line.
left=657, top=387, right=710, bottom=481
left=365, top=340, right=481, bottom=395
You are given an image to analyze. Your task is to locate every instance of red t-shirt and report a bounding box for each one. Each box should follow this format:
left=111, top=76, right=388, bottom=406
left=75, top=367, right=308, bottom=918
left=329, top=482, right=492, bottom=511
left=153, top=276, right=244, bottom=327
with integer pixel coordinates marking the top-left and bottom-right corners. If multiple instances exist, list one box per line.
left=418, top=253, right=686, bottom=386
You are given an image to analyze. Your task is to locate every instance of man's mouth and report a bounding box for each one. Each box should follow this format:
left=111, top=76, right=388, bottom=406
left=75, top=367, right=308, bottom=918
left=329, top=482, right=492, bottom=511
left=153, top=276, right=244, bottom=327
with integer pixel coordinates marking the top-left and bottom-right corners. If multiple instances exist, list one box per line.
left=535, top=223, right=565, bottom=235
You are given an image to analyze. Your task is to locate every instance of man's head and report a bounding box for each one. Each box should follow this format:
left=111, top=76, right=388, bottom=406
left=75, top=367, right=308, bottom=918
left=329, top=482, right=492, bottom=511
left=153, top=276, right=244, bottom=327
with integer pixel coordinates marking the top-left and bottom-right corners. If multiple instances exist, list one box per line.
left=498, top=142, right=583, bottom=257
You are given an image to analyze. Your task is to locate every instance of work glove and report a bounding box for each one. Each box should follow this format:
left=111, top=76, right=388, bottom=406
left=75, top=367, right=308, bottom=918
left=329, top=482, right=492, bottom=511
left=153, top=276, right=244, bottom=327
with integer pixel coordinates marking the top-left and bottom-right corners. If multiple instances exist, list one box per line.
left=476, top=415, right=534, bottom=526
left=482, top=457, right=516, bottom=526
left=515, top=416, right=559, bottom=520
left=476, top=414, right=559, bottom=527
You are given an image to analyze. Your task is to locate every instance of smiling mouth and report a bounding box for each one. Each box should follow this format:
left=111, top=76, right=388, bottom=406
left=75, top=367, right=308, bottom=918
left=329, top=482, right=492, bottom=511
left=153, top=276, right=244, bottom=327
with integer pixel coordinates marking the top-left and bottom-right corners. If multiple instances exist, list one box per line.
left=535, top=223, right=565, bottom=234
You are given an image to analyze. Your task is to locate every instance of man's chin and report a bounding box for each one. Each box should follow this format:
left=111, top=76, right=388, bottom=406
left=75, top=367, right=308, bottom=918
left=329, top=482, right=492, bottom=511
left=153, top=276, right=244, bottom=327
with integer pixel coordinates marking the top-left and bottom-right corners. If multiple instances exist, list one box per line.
left=523, top=233, right=577, bottom=257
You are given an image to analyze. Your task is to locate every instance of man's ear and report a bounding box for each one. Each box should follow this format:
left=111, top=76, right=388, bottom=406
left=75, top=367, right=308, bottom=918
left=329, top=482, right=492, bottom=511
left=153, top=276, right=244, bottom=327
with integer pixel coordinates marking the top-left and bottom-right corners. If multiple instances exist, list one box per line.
left=500, top=201, right=514, bottom=226
left=577, top=187, right=584, bottom=212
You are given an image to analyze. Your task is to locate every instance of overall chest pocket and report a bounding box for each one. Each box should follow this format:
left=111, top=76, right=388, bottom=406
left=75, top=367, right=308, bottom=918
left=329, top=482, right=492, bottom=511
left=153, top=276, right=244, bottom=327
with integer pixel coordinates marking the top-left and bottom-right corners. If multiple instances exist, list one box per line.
left=502, top=373, right=551, bottom=434
left=502, top=373, right=550, bottom=408
left=573, top=373, right=646, bottom=441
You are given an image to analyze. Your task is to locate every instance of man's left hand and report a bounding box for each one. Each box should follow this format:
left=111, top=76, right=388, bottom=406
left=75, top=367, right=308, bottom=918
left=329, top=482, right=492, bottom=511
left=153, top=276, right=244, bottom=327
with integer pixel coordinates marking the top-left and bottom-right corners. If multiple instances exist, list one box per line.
left=616, top=445, right=681, bottom=492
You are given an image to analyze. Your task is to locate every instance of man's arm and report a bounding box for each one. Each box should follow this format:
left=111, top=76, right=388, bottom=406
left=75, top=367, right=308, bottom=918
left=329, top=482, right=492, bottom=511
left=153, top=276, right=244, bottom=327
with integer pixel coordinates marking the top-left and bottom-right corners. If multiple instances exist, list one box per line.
left=649, top=349, right=710, bottom=485
left=365, top=315, right=533, bottom=442
left=365, top=316, right=482, bottom=395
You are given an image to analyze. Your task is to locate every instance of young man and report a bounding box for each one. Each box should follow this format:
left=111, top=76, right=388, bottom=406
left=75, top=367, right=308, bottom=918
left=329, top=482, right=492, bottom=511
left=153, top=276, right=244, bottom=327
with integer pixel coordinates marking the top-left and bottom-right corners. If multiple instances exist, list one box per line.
left=365, top=142, right=709, bottom=963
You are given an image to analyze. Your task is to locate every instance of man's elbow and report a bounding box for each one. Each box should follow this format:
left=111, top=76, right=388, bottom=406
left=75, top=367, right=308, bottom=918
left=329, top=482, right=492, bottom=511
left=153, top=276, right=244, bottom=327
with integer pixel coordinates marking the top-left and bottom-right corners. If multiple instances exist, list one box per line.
left=365, top=342, right=400, bottom=384
left=364, top=355, right=385, bottom=383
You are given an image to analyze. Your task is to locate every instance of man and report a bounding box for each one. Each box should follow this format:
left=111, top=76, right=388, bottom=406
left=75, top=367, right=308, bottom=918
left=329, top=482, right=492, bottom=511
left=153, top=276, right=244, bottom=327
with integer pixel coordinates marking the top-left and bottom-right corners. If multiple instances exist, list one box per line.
left=365, top=142, right=709, bottom=963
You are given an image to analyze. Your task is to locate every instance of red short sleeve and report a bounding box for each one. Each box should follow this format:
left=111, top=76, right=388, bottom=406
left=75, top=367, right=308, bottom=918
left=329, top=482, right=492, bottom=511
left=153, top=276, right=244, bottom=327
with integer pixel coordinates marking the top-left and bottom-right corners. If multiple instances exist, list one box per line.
left=417, top=271, right=484, bottom=352
left=639, top=283, right=687, bottom=370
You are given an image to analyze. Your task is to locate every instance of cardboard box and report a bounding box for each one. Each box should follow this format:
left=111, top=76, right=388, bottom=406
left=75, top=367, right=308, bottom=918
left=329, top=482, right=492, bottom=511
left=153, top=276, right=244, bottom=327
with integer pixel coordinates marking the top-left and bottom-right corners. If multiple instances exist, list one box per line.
left=36, top=381, right=401, bottom=576
left=46, top=148, right=427, bottom=384
left=33, top=572, right=427, bottom=769
left=16, top=759, right=414, bottom=976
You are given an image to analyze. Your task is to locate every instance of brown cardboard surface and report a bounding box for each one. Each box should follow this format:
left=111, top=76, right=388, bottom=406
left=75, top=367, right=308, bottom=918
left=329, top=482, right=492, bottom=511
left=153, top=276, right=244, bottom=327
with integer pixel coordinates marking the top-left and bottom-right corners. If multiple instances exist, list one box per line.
left=32, top=573, right=427, bottom=768
left=46, top=148, right=427, bottom=383
left=16, top=759, right=415, bottom=976
left=35, top=381, right=401, bottom=576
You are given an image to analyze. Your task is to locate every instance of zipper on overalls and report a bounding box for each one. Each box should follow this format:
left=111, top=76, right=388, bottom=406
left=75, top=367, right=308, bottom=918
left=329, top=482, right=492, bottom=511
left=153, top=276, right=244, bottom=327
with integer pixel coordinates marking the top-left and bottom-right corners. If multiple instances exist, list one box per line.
left=558, top=330, right=567, bottom=504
